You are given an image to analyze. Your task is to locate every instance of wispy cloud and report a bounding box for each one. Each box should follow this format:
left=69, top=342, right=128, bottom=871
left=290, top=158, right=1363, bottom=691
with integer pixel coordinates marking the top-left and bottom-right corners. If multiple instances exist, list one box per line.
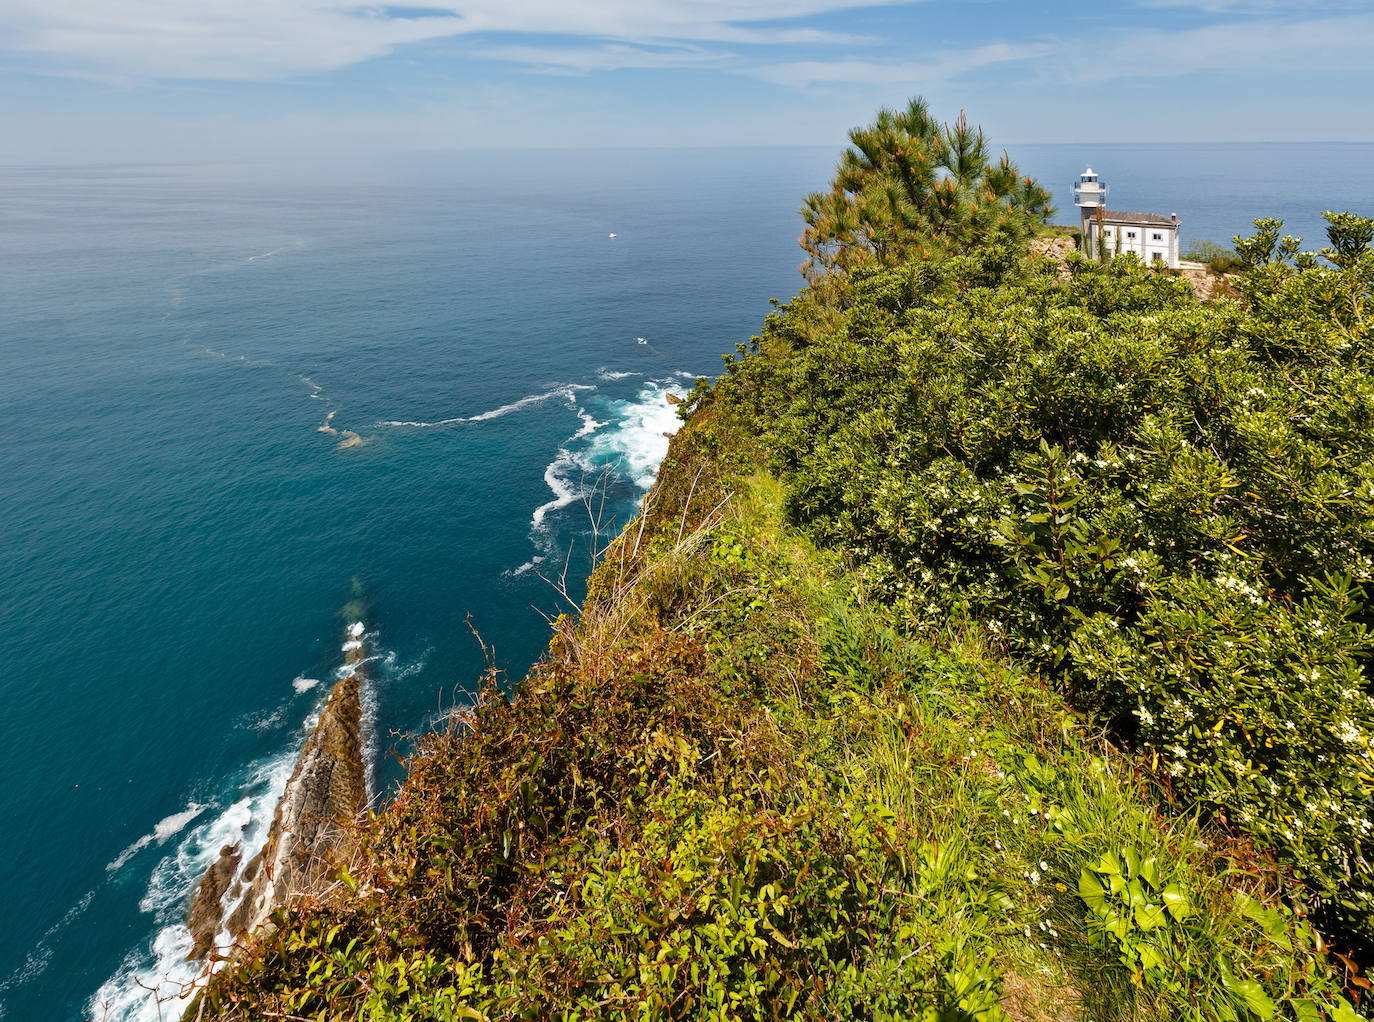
left=1137, top=0, right=1365, bottom=12
left=476, top=43, right=730, bottom=76
left=2, top=0, right=911, bottom=81
left=747, top=41, right=1059, bottom=88
left=744, top=11, right=1374, bottom=89
left=1064, top=12, right=1374, bottom=81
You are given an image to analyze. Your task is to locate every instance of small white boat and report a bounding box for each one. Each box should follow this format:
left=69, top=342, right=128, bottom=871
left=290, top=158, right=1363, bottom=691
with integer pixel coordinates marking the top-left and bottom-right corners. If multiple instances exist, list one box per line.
left=609, top=233, right=617, bottom=239
left=635, top=337, right=647, bottom=345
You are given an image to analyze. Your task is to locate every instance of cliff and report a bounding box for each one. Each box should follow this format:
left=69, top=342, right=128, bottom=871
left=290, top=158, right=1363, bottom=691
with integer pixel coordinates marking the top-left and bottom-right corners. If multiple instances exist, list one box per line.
left=189, top=221, right=1374, bottom=1020
left=186, top=621, right=368, bottom=960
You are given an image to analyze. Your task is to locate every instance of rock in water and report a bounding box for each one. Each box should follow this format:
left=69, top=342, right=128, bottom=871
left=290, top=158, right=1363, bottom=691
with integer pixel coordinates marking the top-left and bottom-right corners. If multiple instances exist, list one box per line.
left=186, top=845, right=240, bottom=959
left=187, top=619, right=369, bottom=957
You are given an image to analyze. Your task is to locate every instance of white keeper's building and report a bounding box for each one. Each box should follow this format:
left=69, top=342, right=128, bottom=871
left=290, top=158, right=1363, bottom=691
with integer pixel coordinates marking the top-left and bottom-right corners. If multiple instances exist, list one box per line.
left=1073, top=168, right=1181, bottom=268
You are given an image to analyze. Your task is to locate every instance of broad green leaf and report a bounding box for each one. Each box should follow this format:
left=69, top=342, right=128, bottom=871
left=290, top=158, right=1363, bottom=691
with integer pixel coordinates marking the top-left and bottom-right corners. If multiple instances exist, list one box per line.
left=1126, top=878, right=1147, bottom=909
left=1134, top=901, right=1168, bottom=930
left=1289, top=999, right=1323, bottom=1022
left=1137, top=943, right=1167, bottom=971
left=1122, top=846, right=1140, bottom=878
left=1329, top=997, right=1365, bottom=1022
left=1078, top=868, right=1106, bottom=911
left=1161, top=883, right=1193, bottom=921
left=1221, top=966, right=1276, bottom=1021
left=1139, top=856, right=1159, bottom=890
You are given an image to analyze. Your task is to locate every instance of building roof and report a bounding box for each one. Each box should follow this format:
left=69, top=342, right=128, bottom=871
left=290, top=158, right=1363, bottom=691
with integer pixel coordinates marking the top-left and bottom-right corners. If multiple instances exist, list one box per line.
left=1097, top=210, right=1178, bottom=227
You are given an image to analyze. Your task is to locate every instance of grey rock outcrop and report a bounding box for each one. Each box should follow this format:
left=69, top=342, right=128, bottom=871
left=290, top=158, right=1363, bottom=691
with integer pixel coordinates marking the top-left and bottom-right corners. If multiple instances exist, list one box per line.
left=186, top=620, right=369, bottom=958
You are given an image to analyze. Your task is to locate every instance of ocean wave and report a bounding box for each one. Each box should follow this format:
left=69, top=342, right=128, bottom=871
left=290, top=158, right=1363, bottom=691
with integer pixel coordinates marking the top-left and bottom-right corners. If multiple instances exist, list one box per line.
left=106, top=804, right=211, bottom=873
left=531, top=448, right=597, bottom=538
left=586, top=379, right=687, bottom=489
left=503, top=556, right=547, bottom=578
left=526, top=378, right=687, bottom=545
left=90, top=748, right=296, bottom=1022
left=316, top=409, right=366, bottom=450
left=378, top=384, right=595, bottom=429
left=86, top=627, right=405, bottom=1022
left=573, top=408, right=604, bottom=439
left=596, top=367, right=639, bottom=381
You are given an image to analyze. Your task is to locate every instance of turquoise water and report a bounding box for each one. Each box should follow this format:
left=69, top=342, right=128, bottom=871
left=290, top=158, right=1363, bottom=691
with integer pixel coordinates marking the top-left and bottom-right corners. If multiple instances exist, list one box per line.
left=1, top=143, right=1369, bottom=1021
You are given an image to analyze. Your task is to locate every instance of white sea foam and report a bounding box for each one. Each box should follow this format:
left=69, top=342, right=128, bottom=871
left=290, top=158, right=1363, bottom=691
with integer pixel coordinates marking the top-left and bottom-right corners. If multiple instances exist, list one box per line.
left=586, top=379, right=687, bottom=489
left=89, top=741, right=300, bottom=1021
left=378, top=384, right=594, bottom=429
left=525, top=379, right=687, bottom=547
left=504, top=556, right=546, bottom=578
left=335, top=654, right=380, bottom=681
left=531, top=448, right=596, bottom=536
left=259, top=709, right=288, bottom=732
left=88, top=625, right=413, bottom=1020
left=106, top=804, right=210, bottom=872
left=573, top=409, right=604, bottom=439
left=596, top=367, right=639, bottom=381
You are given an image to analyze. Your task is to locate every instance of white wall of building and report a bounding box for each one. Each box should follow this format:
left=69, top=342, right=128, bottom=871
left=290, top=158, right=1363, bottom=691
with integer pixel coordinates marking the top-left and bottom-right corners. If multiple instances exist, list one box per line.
left=1086, top=221, right=1180, bottom=268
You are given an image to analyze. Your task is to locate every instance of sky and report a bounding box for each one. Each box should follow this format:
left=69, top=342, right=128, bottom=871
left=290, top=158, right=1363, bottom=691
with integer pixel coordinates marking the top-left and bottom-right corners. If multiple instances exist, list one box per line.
left=2, top=0, right=1372, bottom=161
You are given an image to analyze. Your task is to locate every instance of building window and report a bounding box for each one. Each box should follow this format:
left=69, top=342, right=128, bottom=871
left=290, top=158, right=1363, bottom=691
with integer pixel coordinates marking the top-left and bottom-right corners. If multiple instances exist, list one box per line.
left=1152, top=233, right=1163, bottom=241
left=1126, top=231, right=1136, bottom=239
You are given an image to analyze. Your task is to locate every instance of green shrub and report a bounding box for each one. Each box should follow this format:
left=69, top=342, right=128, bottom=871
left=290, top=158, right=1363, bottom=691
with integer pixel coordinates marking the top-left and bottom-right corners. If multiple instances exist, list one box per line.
left=714, top=212, right=1374, bottom=946
left=1185, top=239, right=1244, bottom=274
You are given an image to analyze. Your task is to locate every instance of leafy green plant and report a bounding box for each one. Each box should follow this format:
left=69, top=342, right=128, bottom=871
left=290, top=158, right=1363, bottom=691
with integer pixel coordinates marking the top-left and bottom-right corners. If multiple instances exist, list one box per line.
left=713, top=212, right=1374, bottom=947
left=1077, top=846, right=1192, bottom=980
left=1185, top=239, right=1244, bottom=274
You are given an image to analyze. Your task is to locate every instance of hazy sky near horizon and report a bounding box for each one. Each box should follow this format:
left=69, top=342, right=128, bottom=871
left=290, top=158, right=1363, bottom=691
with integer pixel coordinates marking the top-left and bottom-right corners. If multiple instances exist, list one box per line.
left=3, top=0, right=1372, bottom=161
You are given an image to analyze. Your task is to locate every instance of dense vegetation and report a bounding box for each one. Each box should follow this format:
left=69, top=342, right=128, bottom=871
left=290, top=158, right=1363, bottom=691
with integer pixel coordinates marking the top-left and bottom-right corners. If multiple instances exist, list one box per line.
left=703, top=210, right=1374, bottom=953
left=191, top=420, right=1364, bottom=1022
left=183, top=105, right=1374, bottom=1021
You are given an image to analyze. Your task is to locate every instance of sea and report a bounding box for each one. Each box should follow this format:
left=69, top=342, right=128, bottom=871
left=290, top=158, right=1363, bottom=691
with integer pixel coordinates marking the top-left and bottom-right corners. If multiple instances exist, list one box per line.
left=1, top=141, right=1370, bottom=1022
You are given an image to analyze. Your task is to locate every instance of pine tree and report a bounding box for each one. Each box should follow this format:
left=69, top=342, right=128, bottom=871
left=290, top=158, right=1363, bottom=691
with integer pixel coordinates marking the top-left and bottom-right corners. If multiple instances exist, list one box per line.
left=800, top=98, right=1054, bottom=280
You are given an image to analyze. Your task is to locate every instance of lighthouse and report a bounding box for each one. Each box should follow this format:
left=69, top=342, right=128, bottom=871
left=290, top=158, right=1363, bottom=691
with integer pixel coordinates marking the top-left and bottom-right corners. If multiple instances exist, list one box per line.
left=1073, top=167, right=1107, bottom=234
left=1072, top=167, right=1181, bottom=269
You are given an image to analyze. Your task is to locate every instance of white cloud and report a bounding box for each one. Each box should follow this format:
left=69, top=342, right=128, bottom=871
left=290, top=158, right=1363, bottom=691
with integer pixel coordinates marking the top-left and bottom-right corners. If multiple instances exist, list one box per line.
left=1063, top=12, right=1374, bottom=81
left=1138, top=0, right=1364, bottom=12
left=1, top=0, right=911, bottom=81
left=745, top=11, right=1374, bottom=89
left=476, top=43, right=730, bottom=76
left=748, top=41, right=1059, bottom=88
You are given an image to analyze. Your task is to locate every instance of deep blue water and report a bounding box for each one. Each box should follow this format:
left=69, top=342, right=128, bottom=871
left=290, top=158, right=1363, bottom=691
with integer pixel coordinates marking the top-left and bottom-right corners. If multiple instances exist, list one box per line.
left=1, top=143, right=1369, bottom=1022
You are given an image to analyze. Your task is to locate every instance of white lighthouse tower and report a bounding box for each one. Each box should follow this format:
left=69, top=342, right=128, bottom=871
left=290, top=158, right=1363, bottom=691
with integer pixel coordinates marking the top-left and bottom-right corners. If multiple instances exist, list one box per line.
left=1073, top=167, right=1107, bottom=237
left=1072, top=166, right=1181, bottom=268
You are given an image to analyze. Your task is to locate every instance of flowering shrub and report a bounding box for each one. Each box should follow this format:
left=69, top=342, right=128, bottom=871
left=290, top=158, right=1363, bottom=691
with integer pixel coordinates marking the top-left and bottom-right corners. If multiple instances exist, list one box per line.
left=714, top=213, right=1374, bottom=945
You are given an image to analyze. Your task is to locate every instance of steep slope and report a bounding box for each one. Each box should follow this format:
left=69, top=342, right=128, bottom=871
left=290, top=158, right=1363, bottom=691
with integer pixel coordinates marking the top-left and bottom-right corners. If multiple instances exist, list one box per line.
left=189, top=314, right=1365, bottom=1019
